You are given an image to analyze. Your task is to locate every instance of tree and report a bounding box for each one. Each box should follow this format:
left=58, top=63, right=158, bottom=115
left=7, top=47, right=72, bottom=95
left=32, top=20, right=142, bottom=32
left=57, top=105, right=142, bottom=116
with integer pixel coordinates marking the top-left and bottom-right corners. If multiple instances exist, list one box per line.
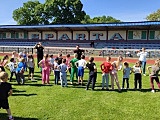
left=13, top=0, right=86, bottom=25
left=44, top=0, right=86, bottom=24
left=13, top=1, right=44, bottom=25
left=146, top=9, right=160, bottom=21
left=81, top=15, right=121, bottom=24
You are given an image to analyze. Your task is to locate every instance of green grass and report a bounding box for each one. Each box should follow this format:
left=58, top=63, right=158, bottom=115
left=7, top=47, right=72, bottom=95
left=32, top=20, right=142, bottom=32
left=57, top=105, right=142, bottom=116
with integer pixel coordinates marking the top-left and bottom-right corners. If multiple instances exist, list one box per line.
left=0, top=62, right=159, bottom=120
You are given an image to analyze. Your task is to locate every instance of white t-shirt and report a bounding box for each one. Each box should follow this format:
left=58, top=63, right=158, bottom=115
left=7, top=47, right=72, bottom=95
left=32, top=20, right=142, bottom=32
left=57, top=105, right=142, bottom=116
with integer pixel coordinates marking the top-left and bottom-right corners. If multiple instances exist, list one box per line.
left=77, top=59, right=87, bottom=68
left=133, top=65, right=141, bottom=74
left=137, top=52, right=148, bottom=62
left=7, top=62, right=16, bottom=72
left=54, top=62, right=59, bottom=71
left=27, top=59, right=34, bottom=68
left=50, top=58, right=54, bottom=65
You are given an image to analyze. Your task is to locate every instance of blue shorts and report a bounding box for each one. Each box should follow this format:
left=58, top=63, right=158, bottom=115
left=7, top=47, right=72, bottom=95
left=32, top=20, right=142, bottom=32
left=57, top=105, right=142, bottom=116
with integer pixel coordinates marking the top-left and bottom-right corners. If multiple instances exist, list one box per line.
left=78, top=66, right=84, bottom=77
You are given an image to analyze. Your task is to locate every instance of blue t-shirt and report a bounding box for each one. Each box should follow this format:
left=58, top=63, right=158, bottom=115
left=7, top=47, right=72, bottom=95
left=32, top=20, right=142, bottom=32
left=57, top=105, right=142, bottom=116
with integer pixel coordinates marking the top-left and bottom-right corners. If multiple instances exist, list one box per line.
left=59, top=63, right=67, bottom=73
left=16, top=62, right=26, bottom=73
left=123, top=67, right=131, bottom=78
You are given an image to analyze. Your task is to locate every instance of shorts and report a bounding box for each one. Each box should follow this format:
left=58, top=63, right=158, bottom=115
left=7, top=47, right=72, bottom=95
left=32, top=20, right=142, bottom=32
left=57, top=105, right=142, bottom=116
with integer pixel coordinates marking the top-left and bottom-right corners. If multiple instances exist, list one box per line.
left=78, top=66, right=84, bottom=77
left=0, top=99, right=9, bottom=109
left=29, top=67, right=34, bottom=74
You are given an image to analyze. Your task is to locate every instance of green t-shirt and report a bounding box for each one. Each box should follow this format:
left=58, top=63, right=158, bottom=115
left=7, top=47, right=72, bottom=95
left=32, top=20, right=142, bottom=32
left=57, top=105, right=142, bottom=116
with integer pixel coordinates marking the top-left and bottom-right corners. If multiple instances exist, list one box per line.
left=70, top=58, right=79, bottom=68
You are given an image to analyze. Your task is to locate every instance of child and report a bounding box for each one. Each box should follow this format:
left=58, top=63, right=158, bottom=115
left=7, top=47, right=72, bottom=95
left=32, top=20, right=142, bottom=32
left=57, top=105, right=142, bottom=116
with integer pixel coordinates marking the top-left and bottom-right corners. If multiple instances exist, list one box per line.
left=86, top=57, right=97, bottom=91
left=11, top=51, right=17, bottom=63
left=49, top=54, right=54, bottom=74
left=110, top=56, right=123, bottom=91
left=23, top=51, right=28, bottom=72
left=132, top=61, right=142, bottom=90
left=122, top=62, right=132, bottom=89
left=5, top=58, right=17, bottom=82
left=0, top=55, right=9, bottom=72
left=16, top=58, right=26, bottom=85
left=66, top=54, right=71, bottom=74
left=147, top=59, right=160, bottom=93
left=0, top=72, right=14, bottom=120
left=100, top=56, right=112, bottom=90
left=75, top=55, right=87, bottom=85
left=70, top=53, right=79, bottom=85
left=27, top=55, right=35, bottom=81
left=39, top=54, right=51, bottom=84
left=54, top=58, right=60, bottom=85
left=59, top=59, right=68, bottom=87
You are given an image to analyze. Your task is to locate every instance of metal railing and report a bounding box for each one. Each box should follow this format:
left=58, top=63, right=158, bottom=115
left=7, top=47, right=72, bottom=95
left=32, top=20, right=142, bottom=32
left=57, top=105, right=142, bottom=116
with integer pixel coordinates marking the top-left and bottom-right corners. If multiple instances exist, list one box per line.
left=0, top=46, right=160, bottom=59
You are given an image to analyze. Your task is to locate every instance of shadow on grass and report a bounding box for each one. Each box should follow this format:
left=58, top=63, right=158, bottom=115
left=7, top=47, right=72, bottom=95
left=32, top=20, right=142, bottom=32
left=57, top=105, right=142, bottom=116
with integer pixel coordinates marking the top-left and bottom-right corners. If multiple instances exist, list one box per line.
left=12, top=93, right=37, bottom=96
left=12, top=89, right=26, bottom=93
left=0, top=113, right=38, bottom=120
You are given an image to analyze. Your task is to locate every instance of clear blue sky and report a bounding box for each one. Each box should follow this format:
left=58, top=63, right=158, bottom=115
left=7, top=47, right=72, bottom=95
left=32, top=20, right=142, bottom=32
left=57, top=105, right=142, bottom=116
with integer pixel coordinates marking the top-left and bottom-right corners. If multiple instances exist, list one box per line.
left=0, top=0, right=160, bottom=25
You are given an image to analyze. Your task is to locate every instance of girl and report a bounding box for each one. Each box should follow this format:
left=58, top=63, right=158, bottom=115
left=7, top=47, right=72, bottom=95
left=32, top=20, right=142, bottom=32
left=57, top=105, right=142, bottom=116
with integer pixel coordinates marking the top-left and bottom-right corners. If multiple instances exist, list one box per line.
left=66, top=54, right=71, bottom=74
left=27, top=55, right=35, bottom=81
left=132, top=61, right=142, bottom=90
left=0, top=55, right=9, bottom=72
left=11, top=51, right=17, bottom=63
left=86, top=57, right=97, bottom=91
left=122, top=62, right=132, bottom=89
left=110, top=56, right=123, bottom=91
left=148, top=59, right=160, bottom=93
left=100, top=56, right=112, bottom=90
left=38, top=54, right=51, bottom=84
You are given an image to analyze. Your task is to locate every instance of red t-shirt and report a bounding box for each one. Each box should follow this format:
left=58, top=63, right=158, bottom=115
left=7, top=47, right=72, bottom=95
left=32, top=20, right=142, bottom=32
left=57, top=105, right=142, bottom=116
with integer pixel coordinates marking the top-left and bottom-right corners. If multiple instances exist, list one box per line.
left=100, top=62, right=112, bottom=73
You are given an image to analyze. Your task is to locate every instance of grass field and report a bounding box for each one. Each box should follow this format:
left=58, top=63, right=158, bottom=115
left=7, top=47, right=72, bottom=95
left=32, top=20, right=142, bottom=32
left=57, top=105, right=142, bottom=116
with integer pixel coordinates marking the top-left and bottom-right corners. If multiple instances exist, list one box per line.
left=0, top=61, right=159, bottom=120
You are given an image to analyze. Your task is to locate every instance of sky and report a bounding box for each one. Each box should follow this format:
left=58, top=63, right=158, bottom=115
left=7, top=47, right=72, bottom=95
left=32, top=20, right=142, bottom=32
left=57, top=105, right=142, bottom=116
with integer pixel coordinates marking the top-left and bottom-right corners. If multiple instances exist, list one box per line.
left=0, top=0, right=160, bottom=25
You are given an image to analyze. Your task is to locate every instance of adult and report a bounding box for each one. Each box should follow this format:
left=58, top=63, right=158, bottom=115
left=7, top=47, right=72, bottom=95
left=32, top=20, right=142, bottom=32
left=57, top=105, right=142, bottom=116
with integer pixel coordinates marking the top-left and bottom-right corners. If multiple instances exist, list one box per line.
left=137, top=48, right=148, bottom=76
left=73, top=45, right=85, bottom=60
left=34, top=42, right=44, bottom=68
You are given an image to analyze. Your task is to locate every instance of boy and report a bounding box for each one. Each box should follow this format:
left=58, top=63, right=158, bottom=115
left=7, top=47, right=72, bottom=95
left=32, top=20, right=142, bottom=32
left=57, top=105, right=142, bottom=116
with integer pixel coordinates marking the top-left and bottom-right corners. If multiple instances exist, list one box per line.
left=5, top=58, right=17, bottom=82
left=75, top=55, right=87, bottom=85
left=59, top=59, right=68, bottom=87
left=0, top=72, right=14, bottom=120
left=16, top=58, right=26, bottom=84
left=70, top=53, right=79, bottom=84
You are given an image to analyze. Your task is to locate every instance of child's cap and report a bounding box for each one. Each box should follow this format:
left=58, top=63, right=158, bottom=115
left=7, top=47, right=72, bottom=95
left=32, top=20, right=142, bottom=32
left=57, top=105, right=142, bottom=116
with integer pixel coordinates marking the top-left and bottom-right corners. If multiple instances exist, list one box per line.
left=0, top=72, right=8, bottom=81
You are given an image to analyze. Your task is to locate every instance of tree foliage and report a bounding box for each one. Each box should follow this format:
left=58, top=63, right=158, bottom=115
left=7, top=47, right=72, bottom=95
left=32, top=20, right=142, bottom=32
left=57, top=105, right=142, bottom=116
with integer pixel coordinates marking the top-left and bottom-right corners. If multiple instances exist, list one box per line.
left=146, top=9, right=160, bottom=21
left=13, top=1, right=43, bottom=25
left=81, top=15, right=121, bottom=24
left=13, top=0, right=86, bottom=25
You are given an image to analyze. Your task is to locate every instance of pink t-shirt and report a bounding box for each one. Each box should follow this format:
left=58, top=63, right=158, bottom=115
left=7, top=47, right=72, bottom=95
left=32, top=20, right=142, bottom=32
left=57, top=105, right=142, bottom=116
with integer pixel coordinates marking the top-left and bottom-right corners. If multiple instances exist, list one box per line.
left=66, top=58, right=71, bottom=68
left=42, top=59, right=50, bottom=70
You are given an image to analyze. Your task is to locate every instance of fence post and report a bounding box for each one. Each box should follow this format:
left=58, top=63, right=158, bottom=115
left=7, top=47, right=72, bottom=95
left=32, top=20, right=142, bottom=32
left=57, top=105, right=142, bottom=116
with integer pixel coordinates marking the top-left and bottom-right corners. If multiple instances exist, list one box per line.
left=18, top=48, right=19, bottom=53
left=2, top=47, right=4, bottom=53
left=28, top=48, right=29, bottom=54
left=102, top=50, right=104, bottom=58
left=32, top=48, right=33, bottom=54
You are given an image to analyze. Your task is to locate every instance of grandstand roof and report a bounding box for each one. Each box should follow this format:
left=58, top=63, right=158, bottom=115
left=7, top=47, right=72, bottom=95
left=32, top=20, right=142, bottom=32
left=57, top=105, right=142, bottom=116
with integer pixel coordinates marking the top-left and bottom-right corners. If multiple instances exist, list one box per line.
left=0, top=21, right=160, bottom=32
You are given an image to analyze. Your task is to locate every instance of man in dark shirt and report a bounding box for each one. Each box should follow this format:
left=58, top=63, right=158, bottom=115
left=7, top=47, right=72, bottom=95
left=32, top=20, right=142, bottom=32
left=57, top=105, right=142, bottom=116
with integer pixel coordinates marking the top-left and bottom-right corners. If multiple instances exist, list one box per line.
left=34, top=42, right=44, bottom=68
left=0, top=72, right=14, bottom=120
left=73, top=45, right=85, bottom=60
left=57, top=53, right=63, bottom=65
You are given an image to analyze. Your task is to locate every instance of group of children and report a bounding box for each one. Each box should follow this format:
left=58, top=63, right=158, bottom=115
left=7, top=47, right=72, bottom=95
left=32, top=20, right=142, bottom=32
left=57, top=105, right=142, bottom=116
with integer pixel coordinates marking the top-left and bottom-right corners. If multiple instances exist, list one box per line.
left=0, top=51, right=35, bottom=85
left=100, top=56, right=160, bottom=93
left=0, top=50, right=160, bottom=119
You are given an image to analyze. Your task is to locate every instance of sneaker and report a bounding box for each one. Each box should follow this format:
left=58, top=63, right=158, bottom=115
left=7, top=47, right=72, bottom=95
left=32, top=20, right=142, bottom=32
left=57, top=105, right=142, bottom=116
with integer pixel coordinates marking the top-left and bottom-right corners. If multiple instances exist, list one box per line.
left=9, top=117, right=14, bottom=120
left=151, top=90, right=155, bottom=93
left=143, top=74, right=146, bottom=76
left=31, top=78, right=35, bottom=81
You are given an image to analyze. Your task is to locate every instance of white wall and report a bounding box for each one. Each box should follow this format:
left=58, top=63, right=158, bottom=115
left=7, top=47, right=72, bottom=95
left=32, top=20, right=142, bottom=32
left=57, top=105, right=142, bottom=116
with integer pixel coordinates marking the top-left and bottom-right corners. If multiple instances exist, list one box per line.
left=90, top=31, right=106, bottom=40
